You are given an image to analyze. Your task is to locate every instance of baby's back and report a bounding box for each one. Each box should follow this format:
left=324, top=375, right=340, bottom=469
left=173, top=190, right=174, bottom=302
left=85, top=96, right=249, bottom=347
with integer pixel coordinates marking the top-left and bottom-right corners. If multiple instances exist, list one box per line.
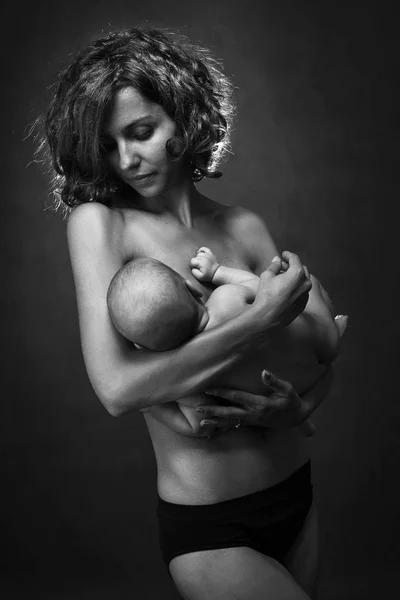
left=179, top=284, right=329, bottom=416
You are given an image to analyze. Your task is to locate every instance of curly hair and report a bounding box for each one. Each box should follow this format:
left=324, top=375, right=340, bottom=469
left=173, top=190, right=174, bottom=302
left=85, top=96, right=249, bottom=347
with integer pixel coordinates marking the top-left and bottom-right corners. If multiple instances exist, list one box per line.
left=36, top=26, right=236, bottom=216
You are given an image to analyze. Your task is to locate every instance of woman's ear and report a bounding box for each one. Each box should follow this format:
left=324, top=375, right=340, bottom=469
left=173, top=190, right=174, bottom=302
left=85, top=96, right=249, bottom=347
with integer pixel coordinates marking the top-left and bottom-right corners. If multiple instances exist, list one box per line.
left=184, top=279, right=203, bottom=301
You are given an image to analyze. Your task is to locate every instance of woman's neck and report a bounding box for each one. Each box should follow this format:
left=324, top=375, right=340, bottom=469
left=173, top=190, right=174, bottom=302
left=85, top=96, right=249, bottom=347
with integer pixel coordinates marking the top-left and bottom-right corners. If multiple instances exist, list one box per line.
left=158, top=178, right=199, bottom=228
left=124, top=177, right=206, bottom=229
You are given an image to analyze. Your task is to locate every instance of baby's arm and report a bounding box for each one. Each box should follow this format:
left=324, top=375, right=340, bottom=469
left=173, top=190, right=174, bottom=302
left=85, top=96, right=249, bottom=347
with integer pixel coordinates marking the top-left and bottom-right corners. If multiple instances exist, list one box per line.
left=190, top=247, right=259, bottom=294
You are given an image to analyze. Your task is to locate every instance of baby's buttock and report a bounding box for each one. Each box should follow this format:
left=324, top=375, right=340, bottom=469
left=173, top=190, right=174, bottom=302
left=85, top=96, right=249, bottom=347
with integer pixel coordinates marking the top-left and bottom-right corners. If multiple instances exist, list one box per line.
left=146, top=415, right=310, bottom=505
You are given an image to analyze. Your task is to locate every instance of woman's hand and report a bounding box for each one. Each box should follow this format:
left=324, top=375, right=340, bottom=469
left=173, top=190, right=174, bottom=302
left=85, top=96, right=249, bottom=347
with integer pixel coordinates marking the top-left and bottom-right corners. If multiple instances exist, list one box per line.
left=196, top=365, right=334, bottom=433
left=251, top=251, right=312, bottom=334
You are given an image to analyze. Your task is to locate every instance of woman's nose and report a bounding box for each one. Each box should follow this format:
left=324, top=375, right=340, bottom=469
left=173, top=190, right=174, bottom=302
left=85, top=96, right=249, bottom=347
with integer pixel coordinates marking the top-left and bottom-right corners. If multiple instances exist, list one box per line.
left=118, top=141, right=140, bottom=171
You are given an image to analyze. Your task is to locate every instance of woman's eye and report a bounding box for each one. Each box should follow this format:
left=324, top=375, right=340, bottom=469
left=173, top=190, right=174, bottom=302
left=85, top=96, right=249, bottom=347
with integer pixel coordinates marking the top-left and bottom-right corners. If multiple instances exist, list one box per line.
left=134, top=128, right=153, bottom=141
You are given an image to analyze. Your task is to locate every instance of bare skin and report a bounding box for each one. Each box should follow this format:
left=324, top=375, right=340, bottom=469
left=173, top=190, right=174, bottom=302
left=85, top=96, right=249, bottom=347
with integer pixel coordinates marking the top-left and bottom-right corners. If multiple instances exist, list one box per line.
left=159, top=246, right=340, bottom=436
left=67, top=86, right=339, bottom=599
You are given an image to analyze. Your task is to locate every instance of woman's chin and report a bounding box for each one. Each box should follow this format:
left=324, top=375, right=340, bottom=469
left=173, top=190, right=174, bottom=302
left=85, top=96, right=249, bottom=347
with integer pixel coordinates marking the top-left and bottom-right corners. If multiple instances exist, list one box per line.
left=123, top=181, right=155, bottom=198
left=136, top=187, right=160, bottom=198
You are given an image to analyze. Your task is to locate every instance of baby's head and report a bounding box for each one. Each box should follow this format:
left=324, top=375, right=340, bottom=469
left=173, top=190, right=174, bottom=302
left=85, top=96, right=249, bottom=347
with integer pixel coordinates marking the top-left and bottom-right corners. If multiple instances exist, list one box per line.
left=107, top=258, right=209, bottom=351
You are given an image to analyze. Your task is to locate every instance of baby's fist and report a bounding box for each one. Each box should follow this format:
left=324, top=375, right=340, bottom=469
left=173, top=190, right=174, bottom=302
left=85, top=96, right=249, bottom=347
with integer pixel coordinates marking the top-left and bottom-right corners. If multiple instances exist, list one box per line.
left=189, top=247, right=220, bottom=282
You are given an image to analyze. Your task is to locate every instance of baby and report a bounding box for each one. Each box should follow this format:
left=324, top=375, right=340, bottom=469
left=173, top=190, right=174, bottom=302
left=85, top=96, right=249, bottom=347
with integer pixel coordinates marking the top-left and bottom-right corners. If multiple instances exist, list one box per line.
left=107, top=247, right=341, bottom=436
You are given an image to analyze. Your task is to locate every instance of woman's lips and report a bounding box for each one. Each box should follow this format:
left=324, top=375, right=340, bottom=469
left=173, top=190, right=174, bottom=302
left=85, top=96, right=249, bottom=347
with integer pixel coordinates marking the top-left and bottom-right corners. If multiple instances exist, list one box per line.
left=128, top=172, right=156, bottom=185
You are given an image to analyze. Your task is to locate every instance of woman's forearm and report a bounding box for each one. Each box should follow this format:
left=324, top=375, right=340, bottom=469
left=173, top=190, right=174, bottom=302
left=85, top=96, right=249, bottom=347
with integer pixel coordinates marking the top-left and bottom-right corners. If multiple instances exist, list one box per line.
left=107, top=305, right=268, bottom=415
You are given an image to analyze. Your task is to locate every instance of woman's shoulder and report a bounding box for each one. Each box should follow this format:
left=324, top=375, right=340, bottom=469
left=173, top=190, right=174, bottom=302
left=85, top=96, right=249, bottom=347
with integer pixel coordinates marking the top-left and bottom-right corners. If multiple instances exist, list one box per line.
left=67, top=200, right=117, bottom=226
left=67, top=201, right=124, bottom=243
left=66, top=202, right=129, bottom=268
left=217, top=204, right=269, bottom=237
left=203, top=198, right=252, bottom=226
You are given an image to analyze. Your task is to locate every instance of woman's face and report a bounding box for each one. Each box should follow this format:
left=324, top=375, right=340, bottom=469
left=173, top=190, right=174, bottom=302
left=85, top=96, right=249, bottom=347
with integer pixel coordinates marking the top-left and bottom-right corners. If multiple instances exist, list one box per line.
left=102, top=87, right=186, bottom=197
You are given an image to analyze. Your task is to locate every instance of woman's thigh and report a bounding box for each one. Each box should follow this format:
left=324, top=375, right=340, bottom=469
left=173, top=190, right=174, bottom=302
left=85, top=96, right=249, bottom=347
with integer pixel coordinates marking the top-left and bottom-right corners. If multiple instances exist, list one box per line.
left=169, top=546, right=312, bottom=600
left=283, top=503, right=320, bottom=599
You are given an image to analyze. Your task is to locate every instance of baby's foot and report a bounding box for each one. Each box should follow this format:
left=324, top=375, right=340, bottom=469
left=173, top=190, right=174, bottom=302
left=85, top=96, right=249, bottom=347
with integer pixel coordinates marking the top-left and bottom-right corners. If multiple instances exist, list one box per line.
left=189, top=247, right=220, bottom=282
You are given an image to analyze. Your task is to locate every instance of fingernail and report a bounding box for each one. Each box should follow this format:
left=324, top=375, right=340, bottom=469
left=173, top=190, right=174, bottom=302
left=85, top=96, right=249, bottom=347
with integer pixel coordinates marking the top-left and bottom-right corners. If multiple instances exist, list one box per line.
left=272, top=256, right=280, bottom=262
left=205, top=390, right=216, bottom=396
left=196, top=408, right=205, bottom=413
left=262, top=370, right=271, bottom=380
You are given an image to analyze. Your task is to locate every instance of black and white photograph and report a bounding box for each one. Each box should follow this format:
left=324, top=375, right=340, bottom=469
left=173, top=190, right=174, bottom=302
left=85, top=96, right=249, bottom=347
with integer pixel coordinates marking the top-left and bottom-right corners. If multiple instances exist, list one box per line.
left=1, top=0, right=398, bottom=598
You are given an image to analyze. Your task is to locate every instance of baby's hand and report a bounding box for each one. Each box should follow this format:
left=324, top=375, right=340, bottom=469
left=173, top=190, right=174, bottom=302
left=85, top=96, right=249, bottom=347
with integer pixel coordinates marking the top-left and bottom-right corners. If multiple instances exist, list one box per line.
left=189, top=247, right=220, bottom=282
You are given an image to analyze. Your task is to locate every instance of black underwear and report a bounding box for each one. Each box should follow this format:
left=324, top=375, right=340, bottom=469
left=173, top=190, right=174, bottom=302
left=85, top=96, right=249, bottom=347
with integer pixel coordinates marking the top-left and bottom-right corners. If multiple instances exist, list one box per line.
left=157, top=461, right=313, bottom=575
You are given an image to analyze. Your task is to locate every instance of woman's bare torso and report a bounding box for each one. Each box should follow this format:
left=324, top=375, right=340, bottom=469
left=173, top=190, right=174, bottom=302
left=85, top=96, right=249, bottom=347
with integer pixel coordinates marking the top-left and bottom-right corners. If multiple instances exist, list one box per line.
left=111, top=197, right=310, bottom=505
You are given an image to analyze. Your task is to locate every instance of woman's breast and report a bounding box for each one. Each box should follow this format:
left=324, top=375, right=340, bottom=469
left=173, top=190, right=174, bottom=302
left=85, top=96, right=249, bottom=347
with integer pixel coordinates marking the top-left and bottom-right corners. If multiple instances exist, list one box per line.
left=144, top=411, right=310, bottom=505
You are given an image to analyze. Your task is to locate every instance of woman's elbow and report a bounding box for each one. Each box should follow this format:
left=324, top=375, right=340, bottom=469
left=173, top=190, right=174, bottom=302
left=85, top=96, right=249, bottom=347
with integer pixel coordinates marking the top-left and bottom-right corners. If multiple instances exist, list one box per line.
left=102, top=399, right=125, bottom=418
left=95, top=381, right=139, bottom=418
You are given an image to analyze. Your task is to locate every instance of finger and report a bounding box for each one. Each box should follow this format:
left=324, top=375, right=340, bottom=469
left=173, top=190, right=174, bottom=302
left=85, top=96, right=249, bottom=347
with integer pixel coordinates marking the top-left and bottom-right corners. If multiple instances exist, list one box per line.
left=204, top=388, right=247, bottom=406
left=257, top=380, right=275, bottom=396
left=334, top=315, right=348, bottom=338
left=281, top=250, right=303, bottom=270
left=205, top=387, right=279, bottom=410
left=279, top=260, right=289, bottom=272
left=199, top=421, right=218, bottom=438
left=197, top=405, right=248, bottom=418
left=262, top=256, right=282, bottom=277
left=262, top=370, right=296, bottom=406
left=200, top=418, right=243, bottom=430
left=281, top=256, right=310, bottom=289
left=191, top=268, right=204, bottom=279
left=262, top=369, right=293, bottom=393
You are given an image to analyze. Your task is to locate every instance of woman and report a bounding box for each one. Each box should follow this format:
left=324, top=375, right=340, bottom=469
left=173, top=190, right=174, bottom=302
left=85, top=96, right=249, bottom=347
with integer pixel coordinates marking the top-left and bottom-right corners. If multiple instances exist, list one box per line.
left=39, top=27, right=340, bottom=599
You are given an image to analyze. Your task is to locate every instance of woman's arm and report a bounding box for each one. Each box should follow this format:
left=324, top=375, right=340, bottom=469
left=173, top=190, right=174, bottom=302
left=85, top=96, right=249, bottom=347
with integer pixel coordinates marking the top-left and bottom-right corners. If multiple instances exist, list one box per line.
left=188, top=207, right=339, bottom=429
left=67, top=202, right=310, bottom=417
left=196, top=365, right=334, bottom=430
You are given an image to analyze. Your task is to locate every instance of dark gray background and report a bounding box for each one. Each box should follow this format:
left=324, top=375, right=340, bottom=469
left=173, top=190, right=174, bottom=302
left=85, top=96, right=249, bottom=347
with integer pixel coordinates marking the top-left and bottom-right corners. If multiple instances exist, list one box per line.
left=1, top=0, right=398, bottom=598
